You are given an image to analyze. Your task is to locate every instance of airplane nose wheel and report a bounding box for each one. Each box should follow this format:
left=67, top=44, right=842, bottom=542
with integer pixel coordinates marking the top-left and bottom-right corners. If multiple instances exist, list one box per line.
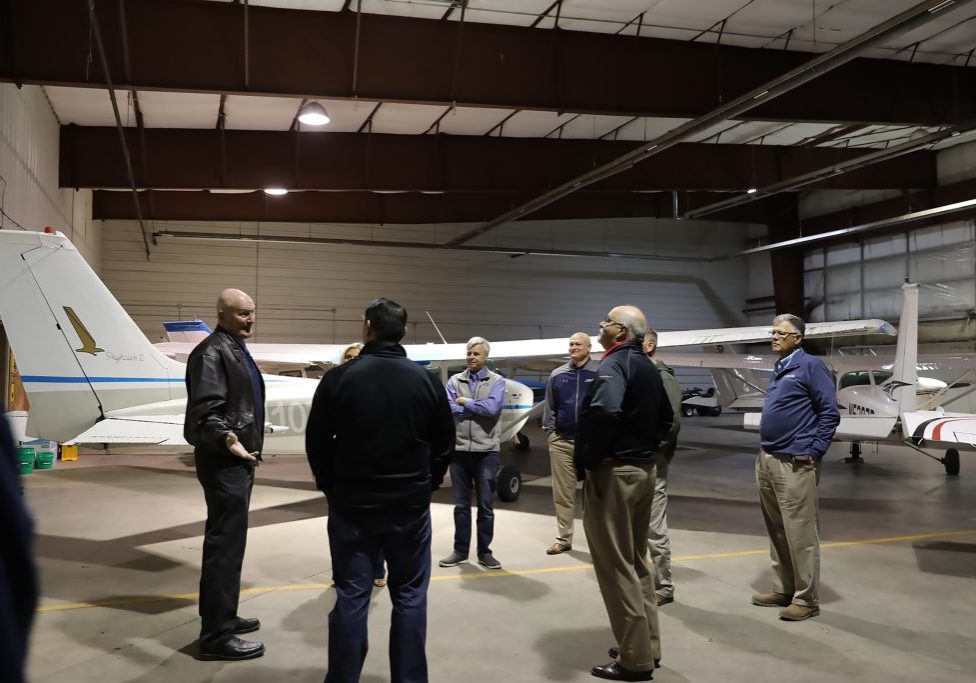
left=942, top=448, right=960, bottom=476
left=844, top=441, right=864, bottom=464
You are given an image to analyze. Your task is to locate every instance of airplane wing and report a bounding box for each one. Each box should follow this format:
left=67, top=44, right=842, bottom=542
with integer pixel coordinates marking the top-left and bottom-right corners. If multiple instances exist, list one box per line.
left=902, top=411, right=976, bottom=447
left=657, top=352, right=776, bottom=370
left=155, top=318, right=894, bottom=372
left=73, top=415, right=189, bottom=446
left=155, top=341, right=344, bottom=369
left=656, top=319, right=895, bottom=347
left=743, top=412, right=898, bottom=441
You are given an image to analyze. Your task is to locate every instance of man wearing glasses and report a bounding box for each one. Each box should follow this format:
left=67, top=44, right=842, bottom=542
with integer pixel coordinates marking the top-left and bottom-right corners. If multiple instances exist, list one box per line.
left=754, top=314, right=839, bottom=621
left=575, top=306, right=674, bottom=681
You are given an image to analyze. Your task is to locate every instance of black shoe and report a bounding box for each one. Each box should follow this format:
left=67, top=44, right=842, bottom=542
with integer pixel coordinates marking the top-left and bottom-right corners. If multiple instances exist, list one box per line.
left=198, top=636, right=265, bottom=661
left=591, top=661, right=653, bottom=681
left=607, top=649, right=660, bottom=669
left=234, top=617, right=261, bottom=634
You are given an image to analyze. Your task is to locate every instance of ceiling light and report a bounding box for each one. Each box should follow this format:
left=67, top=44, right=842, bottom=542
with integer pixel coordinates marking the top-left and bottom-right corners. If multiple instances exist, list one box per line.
left=298, top=101, right=331, bottom=126
left=746, top=188, right=758, bottom=194
left=264, top=188, right=288, bottom=196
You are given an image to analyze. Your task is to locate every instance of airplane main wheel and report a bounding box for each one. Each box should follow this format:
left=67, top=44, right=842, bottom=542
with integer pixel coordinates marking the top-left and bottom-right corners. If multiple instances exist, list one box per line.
left=682, top=406, right=695, bottom=418
left=497, top=465, right=522, bottom=502
left=710, top=406, right=722, bottom=416
left=944, top=448, right=960, bottom=476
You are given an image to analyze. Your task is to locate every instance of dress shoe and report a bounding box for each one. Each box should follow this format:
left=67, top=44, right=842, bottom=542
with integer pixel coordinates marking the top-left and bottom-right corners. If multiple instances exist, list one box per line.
left=591, top=661, right=653, bottom=681
left=607, top=648, right=660, bottom=669
left=656, top=594, right=673, bottom=606
left=198, top=636, right=265, bottom=661
left=546, top=541, right=572, bottom=555
left=751, top=591, right=792, bottom=607
left=779, top=603, right=820, bottom=621
left=234, top=617, right=260, bottom=634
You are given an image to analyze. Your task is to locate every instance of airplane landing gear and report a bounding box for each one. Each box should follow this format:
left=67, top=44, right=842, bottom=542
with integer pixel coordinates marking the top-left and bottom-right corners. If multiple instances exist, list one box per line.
left=497, top=465, right=522, bottom=502
left=844, top=441, right=864, bottom=464
left=943, top=448, right=960, bottom=476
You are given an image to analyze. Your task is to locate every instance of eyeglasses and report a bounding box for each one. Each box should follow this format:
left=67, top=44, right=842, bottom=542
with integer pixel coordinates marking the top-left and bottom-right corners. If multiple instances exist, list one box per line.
left=770, top=331, right=800, bottom=339
left=599, top=318, right=627, bottom=329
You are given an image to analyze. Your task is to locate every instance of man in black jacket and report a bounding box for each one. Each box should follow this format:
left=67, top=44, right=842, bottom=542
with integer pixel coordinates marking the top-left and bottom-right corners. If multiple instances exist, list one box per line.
left=576, top=305, right=674, bottom=682
left=184, top=288, right=265, bottom=661
left=306, top=298, right=455, bottom=683
left=0, top=411, right=37, bottom=683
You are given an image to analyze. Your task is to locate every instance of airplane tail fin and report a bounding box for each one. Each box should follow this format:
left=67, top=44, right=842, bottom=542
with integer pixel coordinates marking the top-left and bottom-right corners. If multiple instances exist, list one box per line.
left=883, top=282, right=919, bottom=414
left=0, top=230, right=186, bottom=441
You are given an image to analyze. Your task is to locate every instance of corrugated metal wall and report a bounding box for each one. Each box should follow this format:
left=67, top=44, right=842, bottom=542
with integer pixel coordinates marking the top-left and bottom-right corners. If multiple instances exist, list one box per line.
left=0, top=84, right=99, bottom=269
left=99, top=217, right=749, bottom=388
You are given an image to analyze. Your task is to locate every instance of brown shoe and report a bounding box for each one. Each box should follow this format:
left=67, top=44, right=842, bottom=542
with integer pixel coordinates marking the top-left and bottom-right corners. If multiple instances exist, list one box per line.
left=751, top=592, right=791, bottom=607
left=779, top=603, right=820, bottom=621
left=546, top=541, right=572, bottom=555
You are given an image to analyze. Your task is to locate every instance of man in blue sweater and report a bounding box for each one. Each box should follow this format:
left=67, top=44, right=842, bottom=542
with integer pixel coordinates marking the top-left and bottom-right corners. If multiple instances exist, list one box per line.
left=755, top=313, right=839, bottom=621
left=542, top=332, right=600, bottom=555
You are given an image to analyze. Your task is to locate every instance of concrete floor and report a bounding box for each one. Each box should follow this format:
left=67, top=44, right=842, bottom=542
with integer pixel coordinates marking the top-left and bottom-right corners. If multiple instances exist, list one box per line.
left=21, top=416, right=976, bottom=682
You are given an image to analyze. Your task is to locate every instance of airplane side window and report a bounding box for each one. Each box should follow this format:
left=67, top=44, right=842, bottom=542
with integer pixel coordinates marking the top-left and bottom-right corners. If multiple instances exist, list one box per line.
left=872, top=370, right=892, bottom=385
left=839, top=371, right=871, bottom=389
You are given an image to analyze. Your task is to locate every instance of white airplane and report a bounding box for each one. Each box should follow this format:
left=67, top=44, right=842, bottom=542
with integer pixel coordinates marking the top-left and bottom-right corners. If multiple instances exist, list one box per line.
left=0, top=230, right=897, bottom=491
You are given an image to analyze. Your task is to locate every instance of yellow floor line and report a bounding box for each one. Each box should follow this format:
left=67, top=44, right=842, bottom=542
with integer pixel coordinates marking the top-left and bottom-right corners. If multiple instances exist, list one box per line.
left=37, top=527, right=976, bottom=614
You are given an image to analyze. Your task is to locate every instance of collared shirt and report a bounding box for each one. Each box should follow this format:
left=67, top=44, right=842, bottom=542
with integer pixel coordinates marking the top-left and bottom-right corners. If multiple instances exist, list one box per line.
left=446, top=367, right=505, bottom=417
left=233, top=335, right=265, bottom=432
left=773, top=348, right=800, bottom=375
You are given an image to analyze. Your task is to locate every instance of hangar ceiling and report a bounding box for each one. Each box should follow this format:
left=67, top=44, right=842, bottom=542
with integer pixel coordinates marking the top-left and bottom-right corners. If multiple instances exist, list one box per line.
left=2, top=0, right=976, bottom=251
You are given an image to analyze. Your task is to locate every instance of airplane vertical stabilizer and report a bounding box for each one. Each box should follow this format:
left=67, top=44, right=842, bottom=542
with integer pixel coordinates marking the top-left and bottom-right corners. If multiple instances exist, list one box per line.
left=0, top=230, right=186, bottom=441
left=886, top=282, right=918, bottom=414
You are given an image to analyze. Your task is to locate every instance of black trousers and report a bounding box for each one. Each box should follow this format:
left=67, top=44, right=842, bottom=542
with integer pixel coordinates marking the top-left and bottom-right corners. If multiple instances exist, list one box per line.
left=195, top=452, right=255, bottom=645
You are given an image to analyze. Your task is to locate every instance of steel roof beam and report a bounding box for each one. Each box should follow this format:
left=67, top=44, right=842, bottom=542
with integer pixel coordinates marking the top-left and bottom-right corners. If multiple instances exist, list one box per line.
left=60, top=127, right=936, bottom=192
left=4, top=0, right=974, bottom=126
left=90, top=188, right=771, bottom=225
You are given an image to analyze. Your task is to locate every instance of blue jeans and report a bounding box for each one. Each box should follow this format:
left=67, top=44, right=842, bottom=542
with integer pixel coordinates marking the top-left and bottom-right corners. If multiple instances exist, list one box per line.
left=450, top=451, right=499, bottom=557
left=326, top=507, right=431, bottom=683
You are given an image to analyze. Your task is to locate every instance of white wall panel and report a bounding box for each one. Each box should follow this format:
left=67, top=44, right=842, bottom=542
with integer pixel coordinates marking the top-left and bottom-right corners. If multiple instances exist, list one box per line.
left=0, top=84, right=99, bottom=270
left=99, top=217, right=749, bottom=388
left=806, top=223, right=975, bottom=339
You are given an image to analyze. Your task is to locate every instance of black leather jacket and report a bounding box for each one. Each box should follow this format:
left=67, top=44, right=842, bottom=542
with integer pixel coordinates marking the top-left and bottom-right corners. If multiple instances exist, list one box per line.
left=184, top=327, right=265, bottom=460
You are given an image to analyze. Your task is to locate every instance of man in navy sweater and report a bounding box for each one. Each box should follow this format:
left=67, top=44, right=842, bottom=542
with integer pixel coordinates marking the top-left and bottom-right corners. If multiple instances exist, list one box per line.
left=754, top=313, right=839, bottom=621
left=542, top=332, right=600, bottom=555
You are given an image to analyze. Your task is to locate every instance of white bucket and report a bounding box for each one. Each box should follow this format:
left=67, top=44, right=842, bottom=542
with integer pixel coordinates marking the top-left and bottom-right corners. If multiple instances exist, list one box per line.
left=6, top=410, right=28, bottom=445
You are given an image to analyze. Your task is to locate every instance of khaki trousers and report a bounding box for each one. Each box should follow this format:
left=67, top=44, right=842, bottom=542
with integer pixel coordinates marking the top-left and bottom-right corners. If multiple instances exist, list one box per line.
left=583, top=460, right=660, bottom=672
left=548, top=434, right=578, bottom=544
left=755, top=448, right=821, bottom=607
left=647, top=457, right=672, bottom=599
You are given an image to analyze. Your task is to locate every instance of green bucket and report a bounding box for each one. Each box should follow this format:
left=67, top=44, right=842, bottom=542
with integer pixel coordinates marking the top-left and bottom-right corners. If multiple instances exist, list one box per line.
left=35, top=450, right=56, bottom=470
left=17, top=447, right=35, bottom=475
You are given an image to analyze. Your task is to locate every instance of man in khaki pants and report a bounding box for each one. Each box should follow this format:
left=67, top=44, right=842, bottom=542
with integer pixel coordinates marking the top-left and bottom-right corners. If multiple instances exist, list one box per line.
left=643, top=329, right=682, bottom=606
left=542, top=332, right=600, bottom=555
left=754, top=313, right=839, bottom=621
left=576, top=306, right=674, bottom=682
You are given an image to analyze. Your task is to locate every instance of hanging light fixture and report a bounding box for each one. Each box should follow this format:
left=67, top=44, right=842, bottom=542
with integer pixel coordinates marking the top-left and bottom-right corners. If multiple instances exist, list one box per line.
left=297, top=101, right=331, bottom=126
